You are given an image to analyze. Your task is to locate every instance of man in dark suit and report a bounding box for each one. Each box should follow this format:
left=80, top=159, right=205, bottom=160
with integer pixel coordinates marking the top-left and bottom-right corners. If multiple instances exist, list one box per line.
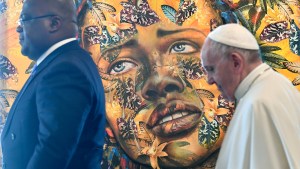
left=1, top=0, right=106, bottom=168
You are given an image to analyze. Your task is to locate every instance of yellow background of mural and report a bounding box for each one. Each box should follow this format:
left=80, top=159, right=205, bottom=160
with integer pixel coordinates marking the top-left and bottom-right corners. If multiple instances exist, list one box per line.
left=0, top=0, right=299, bottom=168
left=1, top=1, right=299, bottom=91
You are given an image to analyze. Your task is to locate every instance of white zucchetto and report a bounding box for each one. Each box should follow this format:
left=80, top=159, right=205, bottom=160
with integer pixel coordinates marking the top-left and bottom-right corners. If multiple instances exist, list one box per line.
left=208, top=23, right=260, bottom=50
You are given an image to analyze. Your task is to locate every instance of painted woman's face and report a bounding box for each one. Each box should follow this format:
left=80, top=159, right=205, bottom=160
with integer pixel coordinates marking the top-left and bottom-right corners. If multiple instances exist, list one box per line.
left=81, top=0, right=234, bottom=167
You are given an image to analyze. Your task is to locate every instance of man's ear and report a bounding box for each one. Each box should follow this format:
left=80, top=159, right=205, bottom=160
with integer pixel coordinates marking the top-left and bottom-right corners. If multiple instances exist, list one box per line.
left=49, top=15, right=62, bottom=33
left=230, top=52, right=244, bottom=73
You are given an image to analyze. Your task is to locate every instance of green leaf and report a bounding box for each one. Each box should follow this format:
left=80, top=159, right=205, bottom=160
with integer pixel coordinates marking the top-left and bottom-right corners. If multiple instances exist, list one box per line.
left=198, top=116, right=220, bottom=149
left=259, top=0, right=268, bottom=12
left=184, top=78, right=193, bottom=89
left=161, top=5, right=177, bottom=23
left=262, top=52, right=288, bottom=61
left=264, top=60, right=285, bottom=68
left=165, top=141, right=198, bottom=166
left=253, top=0, right=258, bottom=6
left=262, top=52, right=288, bottom=69
left=267, top=0, right=275, bottom=9
left=248, top=7, right=266, bottom=33
left=234, top=10, right=251, bottom=30
left=168, top=141, right=190, bottom=148
left=260, top=45, right=282, bottom=53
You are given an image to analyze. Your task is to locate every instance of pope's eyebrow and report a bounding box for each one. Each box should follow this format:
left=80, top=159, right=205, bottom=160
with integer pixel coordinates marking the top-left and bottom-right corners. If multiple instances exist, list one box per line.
left=157, top=28, right=206, bottom=38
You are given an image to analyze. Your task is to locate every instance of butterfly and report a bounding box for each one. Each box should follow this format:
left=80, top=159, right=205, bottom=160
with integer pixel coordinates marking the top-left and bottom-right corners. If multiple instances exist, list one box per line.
left=161, top=0, right=197, bottom=26
left=117, top=117, right=138, bottom=139
left=120, top=0, right=159, bottom=26
left=215, top=95, right=234, bottom=127
left=88, top=1, right=116, bottom=27
left=181, top=58, right=205, bottom=80
left=0, top=55, right=18, bottom=80
left=83, top=25, right=101, bottom=46
left=115, top=78, right=142, bottom=112
left=260, top=21, right=290, bottom=43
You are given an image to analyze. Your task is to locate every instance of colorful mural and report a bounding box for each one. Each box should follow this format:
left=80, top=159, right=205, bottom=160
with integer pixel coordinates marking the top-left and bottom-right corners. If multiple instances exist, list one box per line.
left=0, top=0, right=299, bottom=168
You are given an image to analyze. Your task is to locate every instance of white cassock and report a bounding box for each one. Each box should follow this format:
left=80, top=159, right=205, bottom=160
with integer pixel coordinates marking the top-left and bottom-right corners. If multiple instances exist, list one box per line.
left=216, top=63, right=300, bottom=169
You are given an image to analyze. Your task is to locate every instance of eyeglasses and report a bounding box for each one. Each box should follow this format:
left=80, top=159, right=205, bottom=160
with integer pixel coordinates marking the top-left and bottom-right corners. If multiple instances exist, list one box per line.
left=17, top=14, right=56, bottom=27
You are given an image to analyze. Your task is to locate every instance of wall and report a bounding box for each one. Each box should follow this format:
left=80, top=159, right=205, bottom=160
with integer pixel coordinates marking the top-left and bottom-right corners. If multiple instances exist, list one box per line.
left=0, top=0, right=299, bottom=168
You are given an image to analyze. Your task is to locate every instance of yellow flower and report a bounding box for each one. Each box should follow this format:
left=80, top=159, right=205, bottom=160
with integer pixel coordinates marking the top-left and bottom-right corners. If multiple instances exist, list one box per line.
left=141, top=139, right=168, bottom=169
left=203, top=98, right=228, bottom=122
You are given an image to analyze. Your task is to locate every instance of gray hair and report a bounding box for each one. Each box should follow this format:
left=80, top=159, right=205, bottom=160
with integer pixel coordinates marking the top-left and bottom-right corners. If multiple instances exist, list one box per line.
left=207, top=38, right=261, bottom=64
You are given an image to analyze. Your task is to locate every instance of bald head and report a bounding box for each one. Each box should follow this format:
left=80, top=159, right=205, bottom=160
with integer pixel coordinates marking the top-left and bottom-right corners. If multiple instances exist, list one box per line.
left=24, top=0, right=76, bottom=19
left=18, top=0, right=78, bottom=60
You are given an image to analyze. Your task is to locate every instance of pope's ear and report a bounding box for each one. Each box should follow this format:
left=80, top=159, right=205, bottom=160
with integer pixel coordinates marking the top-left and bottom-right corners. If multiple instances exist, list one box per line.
left=230, top=52, right=244, bottom=72
left=48, top=15, right=62, bottom=32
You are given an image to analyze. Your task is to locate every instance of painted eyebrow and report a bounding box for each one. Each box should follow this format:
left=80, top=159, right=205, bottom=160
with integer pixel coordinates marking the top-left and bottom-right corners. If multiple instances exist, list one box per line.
left=104, top=39, right=138, bottom=53
left=157, top=28, right=206, bottom=38
left=122, top=39, right=138, bottom=47
left=99, top=39, right=138, bottom=61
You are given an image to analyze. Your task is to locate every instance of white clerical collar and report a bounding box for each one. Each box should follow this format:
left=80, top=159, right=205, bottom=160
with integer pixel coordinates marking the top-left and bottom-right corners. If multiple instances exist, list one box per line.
left=235, top=63, right=271, bottom=101
left=36, top=38, right=77, bottom=66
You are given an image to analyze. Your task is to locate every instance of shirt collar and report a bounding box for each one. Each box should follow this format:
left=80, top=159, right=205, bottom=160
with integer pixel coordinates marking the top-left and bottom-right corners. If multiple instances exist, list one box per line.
left=36, top=38, right=77, bottom=66
left=234, top=63, right=270, bottom=101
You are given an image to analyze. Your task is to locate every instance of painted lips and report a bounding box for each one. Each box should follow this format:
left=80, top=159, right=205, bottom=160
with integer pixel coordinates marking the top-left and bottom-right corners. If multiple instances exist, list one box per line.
left=147, top=102, right=203, bottom=137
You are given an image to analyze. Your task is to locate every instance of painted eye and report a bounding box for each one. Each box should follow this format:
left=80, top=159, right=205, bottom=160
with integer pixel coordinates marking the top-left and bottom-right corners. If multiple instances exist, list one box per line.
left=109, top=61, right=137, bottom=75
left=170, top=42, right=197, bottom=54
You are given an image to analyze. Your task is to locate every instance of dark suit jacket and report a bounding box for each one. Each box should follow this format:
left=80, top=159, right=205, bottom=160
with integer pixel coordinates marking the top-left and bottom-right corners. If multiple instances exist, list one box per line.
left=1, top=41, right=106, bottom=169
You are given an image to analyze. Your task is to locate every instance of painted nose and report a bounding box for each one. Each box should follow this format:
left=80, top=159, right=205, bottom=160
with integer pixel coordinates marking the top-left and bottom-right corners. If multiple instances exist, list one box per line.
left=141, top=73, right=184, bottom=100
